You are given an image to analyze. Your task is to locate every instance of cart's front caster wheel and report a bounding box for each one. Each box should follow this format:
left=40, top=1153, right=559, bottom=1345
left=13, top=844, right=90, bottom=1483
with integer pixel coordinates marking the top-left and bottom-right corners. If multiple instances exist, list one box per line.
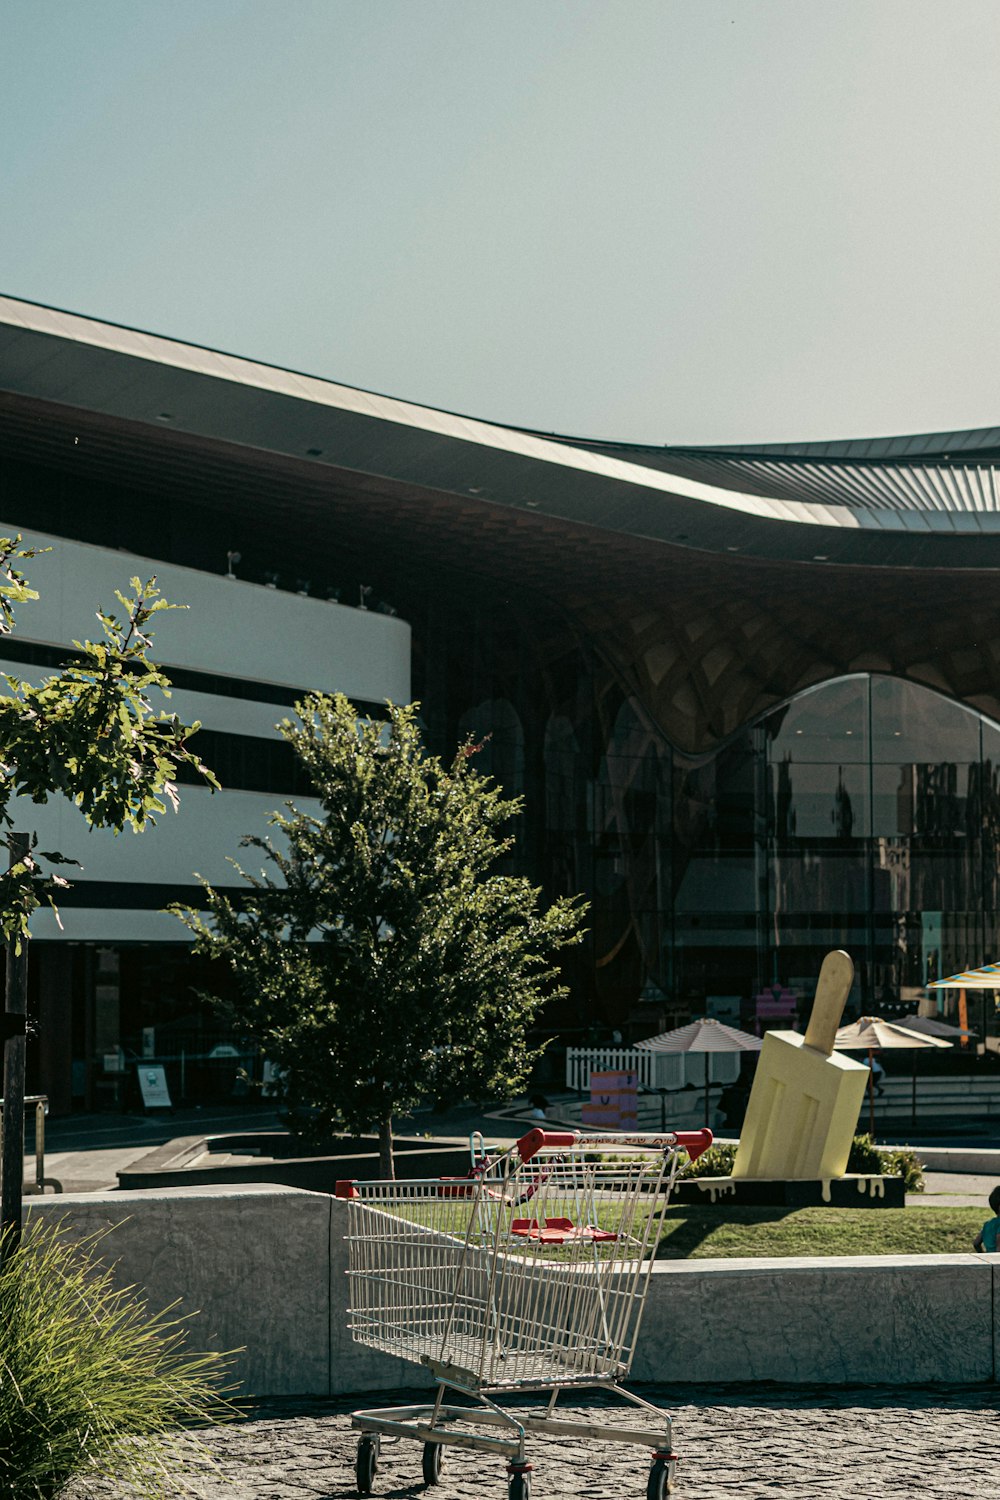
left=647, top=1453, right=678, bottom=1500
left=422, top=1441, right=444, bottom=1486
left=507, top=1464, right=532, bottom=1500
left=356, top=1434, right=380, bottom=1496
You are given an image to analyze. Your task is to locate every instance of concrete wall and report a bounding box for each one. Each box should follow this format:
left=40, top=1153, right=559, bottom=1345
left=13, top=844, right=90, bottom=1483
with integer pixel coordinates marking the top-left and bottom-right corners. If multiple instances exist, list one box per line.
left=26, top=1187, right=998, bottom=1397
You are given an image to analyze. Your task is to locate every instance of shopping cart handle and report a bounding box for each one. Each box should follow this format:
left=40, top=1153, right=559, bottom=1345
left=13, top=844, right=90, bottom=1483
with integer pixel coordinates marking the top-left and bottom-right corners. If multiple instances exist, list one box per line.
left=517, top=1129, right=579, bottom=1162
left=673, top=1129, right=713, bottom=1163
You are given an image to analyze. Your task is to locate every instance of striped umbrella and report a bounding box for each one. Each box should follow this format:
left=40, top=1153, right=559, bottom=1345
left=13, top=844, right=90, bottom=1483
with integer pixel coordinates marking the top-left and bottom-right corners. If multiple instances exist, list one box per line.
left=636, top=1018, right=763, bottom=1126
left=928, top=965, right=1000, bottom=1053
left=929, top=964, right=1000, bottom=989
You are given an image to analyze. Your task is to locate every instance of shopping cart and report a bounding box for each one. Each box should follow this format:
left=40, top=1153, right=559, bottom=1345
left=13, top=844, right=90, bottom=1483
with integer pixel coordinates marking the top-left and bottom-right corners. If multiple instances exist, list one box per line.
left=337, top=1125, right=712, bottom=1500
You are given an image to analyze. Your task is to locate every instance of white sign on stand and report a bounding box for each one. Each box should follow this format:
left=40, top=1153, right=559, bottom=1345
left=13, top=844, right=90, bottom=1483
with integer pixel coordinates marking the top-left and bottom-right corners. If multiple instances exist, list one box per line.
left=136, top=1064, right=172, bottom=1111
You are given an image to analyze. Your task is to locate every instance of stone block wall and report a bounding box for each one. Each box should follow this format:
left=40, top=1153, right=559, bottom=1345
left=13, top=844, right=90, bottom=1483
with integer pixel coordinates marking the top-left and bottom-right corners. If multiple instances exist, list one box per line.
left=25, top=1187, right=999, bottom=1396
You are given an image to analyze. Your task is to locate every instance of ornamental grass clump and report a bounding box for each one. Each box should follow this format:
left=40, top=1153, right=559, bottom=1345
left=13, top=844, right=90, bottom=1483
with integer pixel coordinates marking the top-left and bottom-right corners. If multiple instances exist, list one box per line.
left=0, top=1220, right=235, bottom=1499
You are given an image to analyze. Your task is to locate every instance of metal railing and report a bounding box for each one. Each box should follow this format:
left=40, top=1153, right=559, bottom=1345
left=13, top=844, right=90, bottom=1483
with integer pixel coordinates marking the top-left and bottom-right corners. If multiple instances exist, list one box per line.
left=0, top=1094, right=57, bottom=1194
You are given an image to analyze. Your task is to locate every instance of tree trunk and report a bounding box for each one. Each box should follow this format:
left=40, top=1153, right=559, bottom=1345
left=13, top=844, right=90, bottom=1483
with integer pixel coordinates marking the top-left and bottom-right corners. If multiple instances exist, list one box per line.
left=378, top=1116, right=395, bottom=1180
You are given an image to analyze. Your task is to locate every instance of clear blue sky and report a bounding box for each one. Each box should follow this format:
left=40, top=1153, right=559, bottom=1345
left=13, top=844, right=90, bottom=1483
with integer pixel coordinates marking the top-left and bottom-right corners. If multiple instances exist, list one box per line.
left=3, top=0, right=1000, bottom=445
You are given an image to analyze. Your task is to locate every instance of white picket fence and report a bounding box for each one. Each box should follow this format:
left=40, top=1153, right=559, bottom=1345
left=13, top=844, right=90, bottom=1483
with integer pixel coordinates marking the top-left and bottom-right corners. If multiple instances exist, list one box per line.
left=564, top=1045, right=740, bottom=1094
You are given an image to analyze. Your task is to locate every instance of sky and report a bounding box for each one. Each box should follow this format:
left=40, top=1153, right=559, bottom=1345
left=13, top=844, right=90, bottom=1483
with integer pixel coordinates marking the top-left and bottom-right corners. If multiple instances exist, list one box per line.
left=3, top=0, right=1000, bottom=446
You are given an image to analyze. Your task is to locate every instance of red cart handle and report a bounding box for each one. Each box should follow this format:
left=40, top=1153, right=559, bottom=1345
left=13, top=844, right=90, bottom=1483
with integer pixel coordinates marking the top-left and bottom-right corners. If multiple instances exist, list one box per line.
left=672, top=1129, right=713, bottom=1163
left=517, top=1129, right=579, bottom=1161
left=516, top=1127, right=714, bottom=1164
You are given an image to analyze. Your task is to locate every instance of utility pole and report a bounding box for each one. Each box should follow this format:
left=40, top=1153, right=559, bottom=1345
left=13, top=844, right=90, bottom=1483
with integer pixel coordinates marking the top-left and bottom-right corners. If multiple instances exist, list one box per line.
left=1, top=833, right=29, bottom=1265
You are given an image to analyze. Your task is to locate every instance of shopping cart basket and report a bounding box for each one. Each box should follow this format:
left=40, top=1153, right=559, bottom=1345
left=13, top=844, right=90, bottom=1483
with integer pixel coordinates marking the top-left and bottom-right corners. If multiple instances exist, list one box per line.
left=337, top=1125, right=712, bottom=1500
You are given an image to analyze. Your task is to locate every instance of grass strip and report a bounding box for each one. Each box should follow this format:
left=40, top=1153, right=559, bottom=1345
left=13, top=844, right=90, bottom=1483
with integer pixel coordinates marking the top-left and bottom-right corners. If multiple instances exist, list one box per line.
left=656, top=1204, right=985, bottom=1258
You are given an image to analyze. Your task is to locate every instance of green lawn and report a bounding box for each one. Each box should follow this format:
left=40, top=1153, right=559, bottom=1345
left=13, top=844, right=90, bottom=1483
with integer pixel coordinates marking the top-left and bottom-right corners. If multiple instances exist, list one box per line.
left=656, top=1204, right=986, bottom=1258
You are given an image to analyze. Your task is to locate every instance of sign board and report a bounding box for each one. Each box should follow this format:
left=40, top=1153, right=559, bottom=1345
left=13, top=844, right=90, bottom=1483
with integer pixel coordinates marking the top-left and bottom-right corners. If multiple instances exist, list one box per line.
left=136, top=1064, right=172, bottom=1111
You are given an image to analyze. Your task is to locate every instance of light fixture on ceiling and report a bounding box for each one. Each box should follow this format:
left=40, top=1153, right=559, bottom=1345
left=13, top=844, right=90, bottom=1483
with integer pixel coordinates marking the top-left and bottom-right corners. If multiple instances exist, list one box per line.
left=325, top=585, right=342, bottom=603
left=225, top=550, right=241, bottom=580
left=296, top=579, right=311, bottom=597
left=263, top=571, right=279, bottom=589
left=358, top=584, right=373, bottom=610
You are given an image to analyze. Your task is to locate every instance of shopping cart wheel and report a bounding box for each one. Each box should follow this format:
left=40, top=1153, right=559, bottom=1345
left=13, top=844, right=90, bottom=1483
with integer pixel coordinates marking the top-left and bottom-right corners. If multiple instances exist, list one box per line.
left=646, top=1454, right=677, bottom=1499
left=356, top=1434, right=380, bottom=1495
left=422, top=1441, right=444, bottom=1485
left=507, top=1467, right=531, bottom=1500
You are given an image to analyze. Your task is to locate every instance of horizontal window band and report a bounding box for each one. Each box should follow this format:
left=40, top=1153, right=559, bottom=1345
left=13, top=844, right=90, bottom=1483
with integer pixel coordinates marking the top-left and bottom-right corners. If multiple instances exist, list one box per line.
left=0, top=637, right=389, bottom=718
left=44, top=882, right=250, bottom=910
left=173, top=726, right=314, bottom=796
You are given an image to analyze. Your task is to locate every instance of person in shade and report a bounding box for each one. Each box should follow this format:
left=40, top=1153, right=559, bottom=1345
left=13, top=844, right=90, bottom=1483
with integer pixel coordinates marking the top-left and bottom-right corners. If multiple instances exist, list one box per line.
left=973, top=1186, right=1000, bottom=1252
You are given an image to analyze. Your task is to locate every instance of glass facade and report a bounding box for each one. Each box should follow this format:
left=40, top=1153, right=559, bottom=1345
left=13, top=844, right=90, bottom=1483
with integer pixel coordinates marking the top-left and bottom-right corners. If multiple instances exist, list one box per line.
left=444, top=657, right=1000, bottom=1040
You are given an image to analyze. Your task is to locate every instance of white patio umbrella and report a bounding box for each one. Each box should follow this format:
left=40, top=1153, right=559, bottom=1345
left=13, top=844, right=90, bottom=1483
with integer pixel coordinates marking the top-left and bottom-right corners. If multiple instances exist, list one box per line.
left=834, top=1017, right=950, bottom=1133
left=897, top=1014, right=975, bottom=1041
left=635, top=1017, right=763, bottom=1126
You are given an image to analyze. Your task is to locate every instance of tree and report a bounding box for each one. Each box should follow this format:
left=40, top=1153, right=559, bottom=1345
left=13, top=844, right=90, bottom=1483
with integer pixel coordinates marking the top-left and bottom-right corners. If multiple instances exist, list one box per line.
left=173, top=695, right=587, bottom=1176
left=0, top=537, right=217, bottom=1256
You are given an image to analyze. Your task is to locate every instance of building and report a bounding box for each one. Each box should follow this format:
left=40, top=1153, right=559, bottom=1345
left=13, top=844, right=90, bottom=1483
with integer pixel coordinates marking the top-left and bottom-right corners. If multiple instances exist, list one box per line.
left=2, top=293, right=1000, bottom=1108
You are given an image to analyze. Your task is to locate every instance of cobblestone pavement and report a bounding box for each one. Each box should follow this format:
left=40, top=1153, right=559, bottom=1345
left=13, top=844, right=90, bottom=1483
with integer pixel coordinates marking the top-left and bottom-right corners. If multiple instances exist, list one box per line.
left=69, top=1383, right=1000, bottom=1500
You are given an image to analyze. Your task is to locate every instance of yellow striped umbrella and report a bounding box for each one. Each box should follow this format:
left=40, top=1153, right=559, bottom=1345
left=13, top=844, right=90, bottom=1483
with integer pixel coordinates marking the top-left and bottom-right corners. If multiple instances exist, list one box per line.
left=928, top=965, right=1000, bottom=1051
left=929, top=964, right=1000, bottom=988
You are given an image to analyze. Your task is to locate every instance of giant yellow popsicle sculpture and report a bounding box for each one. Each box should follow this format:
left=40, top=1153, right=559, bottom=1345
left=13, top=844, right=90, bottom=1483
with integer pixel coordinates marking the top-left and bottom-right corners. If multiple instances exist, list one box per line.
left=733, top=950, right=869, bottom=1180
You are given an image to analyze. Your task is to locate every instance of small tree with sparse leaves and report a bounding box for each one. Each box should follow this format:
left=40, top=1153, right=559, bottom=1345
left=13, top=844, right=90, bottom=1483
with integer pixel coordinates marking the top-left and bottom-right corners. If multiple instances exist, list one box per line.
left=0, top=537, right=217, bottom=946
left=0, top=536, right=217, bottom=1251
left=174, top=695, right=587, bottom=1176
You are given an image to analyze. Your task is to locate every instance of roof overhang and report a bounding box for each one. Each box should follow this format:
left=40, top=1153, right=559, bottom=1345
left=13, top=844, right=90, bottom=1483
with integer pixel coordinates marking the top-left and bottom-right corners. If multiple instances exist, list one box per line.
left=3, top=294, right=1000, bottom=570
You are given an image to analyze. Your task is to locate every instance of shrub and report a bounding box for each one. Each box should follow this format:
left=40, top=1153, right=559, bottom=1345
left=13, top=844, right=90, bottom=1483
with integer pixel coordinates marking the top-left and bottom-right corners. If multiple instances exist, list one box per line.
left=847, top=1134, right=924, bottom=1192
left=0, top=1220, right=235, bottom=1499
left=678, top=1141, right=737, bottom=1179
left=878, top=1145, right=924, bottom=1194
left=846, top=1131, right=883, bottom=1177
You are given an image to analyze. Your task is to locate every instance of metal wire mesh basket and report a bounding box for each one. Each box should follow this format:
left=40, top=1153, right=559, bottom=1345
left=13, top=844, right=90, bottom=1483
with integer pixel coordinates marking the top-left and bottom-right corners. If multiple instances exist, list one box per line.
left=338, top=1126, right=712, bottom=1500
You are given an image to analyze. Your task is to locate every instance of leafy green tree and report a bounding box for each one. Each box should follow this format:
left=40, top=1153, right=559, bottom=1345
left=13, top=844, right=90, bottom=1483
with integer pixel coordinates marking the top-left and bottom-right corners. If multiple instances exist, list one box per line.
left=174, top=695, right=587, bottom=1176
left=0, top=537, right=217, bottom=1252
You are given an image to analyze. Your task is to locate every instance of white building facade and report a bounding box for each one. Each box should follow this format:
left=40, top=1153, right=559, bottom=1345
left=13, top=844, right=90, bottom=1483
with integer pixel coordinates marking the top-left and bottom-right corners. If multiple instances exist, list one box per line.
left=0, top=520, right=409, bottom=1111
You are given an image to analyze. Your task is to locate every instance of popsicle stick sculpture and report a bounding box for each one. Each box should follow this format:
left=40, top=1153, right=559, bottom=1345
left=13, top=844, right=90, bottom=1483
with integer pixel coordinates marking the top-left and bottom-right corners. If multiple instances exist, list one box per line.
left=732, top=950, right=869, bottom=1181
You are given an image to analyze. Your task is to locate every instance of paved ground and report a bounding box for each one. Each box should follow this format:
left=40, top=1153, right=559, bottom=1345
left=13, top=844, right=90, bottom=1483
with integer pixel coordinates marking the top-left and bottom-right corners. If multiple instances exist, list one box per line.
left=65, top=1383, right=1000, bottom=1498
left=38, top=1105, right=288, bottom=1193
left=33, top=1110, right=1000, bottom=1497
left=29, top=1100, right=1000, bottom=1206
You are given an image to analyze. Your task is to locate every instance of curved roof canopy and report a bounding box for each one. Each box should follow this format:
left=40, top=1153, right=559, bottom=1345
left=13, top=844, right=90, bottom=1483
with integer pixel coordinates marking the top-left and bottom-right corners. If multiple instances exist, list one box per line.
left=7, top=295, right=1000, bottom=753
left=2, top=294, right=1000, bottom=570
